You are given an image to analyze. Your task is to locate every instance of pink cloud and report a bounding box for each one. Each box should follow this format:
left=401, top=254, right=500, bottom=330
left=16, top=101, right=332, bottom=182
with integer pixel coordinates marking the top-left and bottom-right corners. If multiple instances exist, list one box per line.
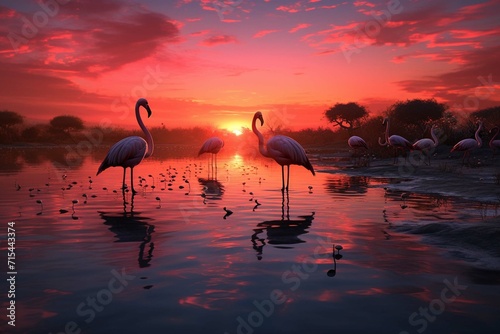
left=253, top=30, right=279, bottom=38
left=289, top=23, right=312, bottom=33
left=201, top=34, right=238, bottom=46
left=276, top=2, right=302, bottom=13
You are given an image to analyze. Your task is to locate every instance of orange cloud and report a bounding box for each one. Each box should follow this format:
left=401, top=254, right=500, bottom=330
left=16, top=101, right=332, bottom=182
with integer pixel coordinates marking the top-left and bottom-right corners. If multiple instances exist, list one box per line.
left=252, top=30, right=279, bottom=38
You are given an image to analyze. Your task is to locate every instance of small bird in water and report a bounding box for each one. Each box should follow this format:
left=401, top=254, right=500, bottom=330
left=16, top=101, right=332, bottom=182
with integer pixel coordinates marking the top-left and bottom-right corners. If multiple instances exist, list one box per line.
left=223, top=207, right=233, bottom=219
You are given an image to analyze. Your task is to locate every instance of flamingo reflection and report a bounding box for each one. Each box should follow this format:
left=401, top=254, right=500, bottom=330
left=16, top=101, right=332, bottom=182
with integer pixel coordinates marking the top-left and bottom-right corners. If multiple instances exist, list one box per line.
left=327, top=244, right=344, bottom=278
left=198, top=177, right=224, bottom=204
left=98, top=194, right=155, bottom=268
left=251, top=192, right=314, bottom=260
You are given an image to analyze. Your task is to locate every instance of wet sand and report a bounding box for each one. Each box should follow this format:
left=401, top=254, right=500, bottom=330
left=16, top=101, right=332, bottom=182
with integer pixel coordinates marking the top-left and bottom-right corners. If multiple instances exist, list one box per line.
left=315, top=146, right=500, bottom=203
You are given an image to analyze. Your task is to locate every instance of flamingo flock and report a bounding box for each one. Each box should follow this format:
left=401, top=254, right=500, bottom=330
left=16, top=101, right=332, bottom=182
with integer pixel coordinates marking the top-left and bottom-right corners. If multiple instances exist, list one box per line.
left=96, top=98, right=496, bottom=195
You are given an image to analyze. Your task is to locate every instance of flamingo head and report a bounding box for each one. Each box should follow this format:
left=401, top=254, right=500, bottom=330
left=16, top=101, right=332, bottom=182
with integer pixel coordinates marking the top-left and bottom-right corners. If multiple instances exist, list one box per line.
left=254, top=111, right=264, bottom=126
left=382, top=117, right=389, bottom=125
left=137, top=98, right=152, bottom=118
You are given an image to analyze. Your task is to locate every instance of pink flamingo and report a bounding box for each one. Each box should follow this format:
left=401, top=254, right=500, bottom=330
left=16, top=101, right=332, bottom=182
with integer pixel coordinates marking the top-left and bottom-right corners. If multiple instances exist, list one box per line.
left=450, top=121, right=482, bottom=164
left=198, top=137, right=224, bottom=177
left=412, top=125, right=440, bottom=165
left=489, top=126, right=500, bottom=155
left=252, top=111, right=315, bottom=192
left=97, top=98, right=153, bottom=193
left=378, top=117, right=413, bottom=164
left=348, top=136, right=368, bottom=165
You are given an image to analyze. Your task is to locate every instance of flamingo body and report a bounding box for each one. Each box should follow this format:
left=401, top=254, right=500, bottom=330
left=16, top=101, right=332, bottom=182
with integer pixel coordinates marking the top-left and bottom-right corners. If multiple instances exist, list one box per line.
left=412, top=125, right=439, bottom=164
left=252, top=111, right=314, bottom=191
left=97, top=136, right=147, bottom=173
left=96, top=98, right=153, bottom=193
left=266, top=135, right=315, bottom=175
left=388, top=135, right=413, bottom=150
left=378, top=118, right=412, bottom=164
left=348, top=136, right=368, bottom=150
left=198, top=137, right=224, bottom=156
left=450, top=121, right=482, bottom=164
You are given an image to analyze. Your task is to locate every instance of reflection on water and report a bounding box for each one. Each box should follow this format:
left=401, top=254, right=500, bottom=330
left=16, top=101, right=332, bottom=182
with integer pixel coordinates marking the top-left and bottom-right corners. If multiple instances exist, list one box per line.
left=1, top=148, right=500, bottom=334
left=99, top=193, right=155, bottom=268
left=251, top=192, right=315, bottom=260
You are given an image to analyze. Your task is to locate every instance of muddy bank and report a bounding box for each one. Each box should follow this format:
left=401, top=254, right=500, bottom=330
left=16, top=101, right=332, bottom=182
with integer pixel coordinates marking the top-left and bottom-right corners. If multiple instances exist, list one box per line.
left=315, top=147, right=500, bottom=203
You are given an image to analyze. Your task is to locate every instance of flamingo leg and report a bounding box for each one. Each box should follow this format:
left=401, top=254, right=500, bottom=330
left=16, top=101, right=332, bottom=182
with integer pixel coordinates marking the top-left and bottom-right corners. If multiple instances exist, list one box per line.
left=130, top=167, right=137, bottom=194
left=281, top=165, right=285, bottom=192
left=286, top=165, right=290, bottom=191
left=215, top=153, right=218, bottom=180
left=122, top=167, right=127, bottom=192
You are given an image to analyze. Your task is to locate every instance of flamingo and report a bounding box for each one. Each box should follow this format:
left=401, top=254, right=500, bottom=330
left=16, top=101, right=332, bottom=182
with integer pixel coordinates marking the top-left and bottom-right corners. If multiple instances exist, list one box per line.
left=450, top=121, right=482, bottom=164
left=489, top=127, right=500, bottom=155
left=252, top=111, right=315, bottom=192
left=96, top=98, right=154, bottom=194
left=378, top=117, right=413, bottom=164
left=348, top=135, right=368, bottom=165
left=412, top=125, right=440, bottom=165
left=198, top=137, right=224, bottom=178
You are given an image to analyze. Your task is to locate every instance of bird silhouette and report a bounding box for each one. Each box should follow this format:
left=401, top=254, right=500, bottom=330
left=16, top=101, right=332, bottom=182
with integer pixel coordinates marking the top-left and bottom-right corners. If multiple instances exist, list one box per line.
left=489, top=126, right=500, bottom=155
left=198, top=137, right=224, bottom=179
left=451, top=121, right=482, bottom=164
left=96, top=98, right=154, bottom=194
left=378, top=117, right=413, bottom=164
left=252, top=111, right=315, bottom=192
left=412, top=125, right=440, bottom=165
left=348, top=135, right=368, bottom=166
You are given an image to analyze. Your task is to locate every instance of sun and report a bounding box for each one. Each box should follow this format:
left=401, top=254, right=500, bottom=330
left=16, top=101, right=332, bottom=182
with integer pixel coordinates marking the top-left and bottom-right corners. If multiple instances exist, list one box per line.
left=232, top=129, right=243, bottom=136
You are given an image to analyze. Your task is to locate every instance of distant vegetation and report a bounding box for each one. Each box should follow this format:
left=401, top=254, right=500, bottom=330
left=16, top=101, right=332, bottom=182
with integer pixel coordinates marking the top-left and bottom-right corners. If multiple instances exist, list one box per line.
left=1, top=101, right=499, bottom=154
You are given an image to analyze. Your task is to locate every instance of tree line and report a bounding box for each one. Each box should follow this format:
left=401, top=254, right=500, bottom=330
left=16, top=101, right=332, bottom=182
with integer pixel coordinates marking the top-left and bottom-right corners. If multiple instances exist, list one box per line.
left=1, top=99, right=499, bottom=148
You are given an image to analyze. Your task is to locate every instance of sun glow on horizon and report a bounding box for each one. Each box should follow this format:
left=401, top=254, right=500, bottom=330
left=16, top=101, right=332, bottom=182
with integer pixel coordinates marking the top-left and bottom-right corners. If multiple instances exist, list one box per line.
left=221, top=123, right=249, bottom=137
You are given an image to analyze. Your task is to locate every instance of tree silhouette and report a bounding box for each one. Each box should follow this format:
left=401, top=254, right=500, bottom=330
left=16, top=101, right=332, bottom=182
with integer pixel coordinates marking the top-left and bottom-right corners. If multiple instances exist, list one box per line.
left=49, top=115, right=84, bottom=135
left=0, top=110, right=24, bottom=142
left=387, top=99, right=447, bottom=138
left=325, top=102, right=368, bottom=135
left=471, top=106, right=500, bottom=127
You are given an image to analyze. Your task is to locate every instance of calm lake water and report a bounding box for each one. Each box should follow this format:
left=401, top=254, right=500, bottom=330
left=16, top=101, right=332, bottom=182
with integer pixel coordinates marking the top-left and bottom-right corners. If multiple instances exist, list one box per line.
left=1, top=146, right=499, bottom=334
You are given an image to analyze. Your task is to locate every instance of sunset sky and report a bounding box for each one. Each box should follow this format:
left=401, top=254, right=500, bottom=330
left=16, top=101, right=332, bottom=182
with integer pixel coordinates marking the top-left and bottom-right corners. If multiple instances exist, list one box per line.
left=1, top=0, right=499, bottom=132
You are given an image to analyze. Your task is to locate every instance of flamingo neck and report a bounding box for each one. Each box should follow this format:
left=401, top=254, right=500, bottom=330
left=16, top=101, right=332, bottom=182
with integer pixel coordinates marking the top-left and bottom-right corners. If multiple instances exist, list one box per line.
left=136, top=103, right=154, bottom=157
left=431, top=126, right=439, bottom=147
left=378, top=118, right=390, bottom=146
left=490, top=128, right=499, bottom=146
left=252, top=116, right=269, bottom=157
left=475, top=123, right=482, bottom=147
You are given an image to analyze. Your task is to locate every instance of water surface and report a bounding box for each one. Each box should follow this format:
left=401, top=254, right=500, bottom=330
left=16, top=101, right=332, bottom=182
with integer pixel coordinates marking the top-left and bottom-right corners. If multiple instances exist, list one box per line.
left=1, top=147, right=499, bottom=334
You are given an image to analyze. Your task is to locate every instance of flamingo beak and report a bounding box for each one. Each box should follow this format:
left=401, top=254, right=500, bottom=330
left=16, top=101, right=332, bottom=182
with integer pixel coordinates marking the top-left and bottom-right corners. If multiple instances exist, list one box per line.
left=145, top=105, right=152, bottom=118
left=258, top=115, right=264, bottom=126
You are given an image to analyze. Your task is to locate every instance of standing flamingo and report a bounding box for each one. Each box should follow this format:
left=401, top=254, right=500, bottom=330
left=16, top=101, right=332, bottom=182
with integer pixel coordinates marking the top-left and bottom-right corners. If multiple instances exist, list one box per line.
left=252, top=111, right=315, bottom=192
left=450, top=121, right=482, bottom=164
left=489, top=127, right=500, bottom=155
left=378, top=117, right=413, bottom=164
left=348, top=136, right=368, bottom=166
left=412, top=125, right=440, bottom=165
left=198, top=137, right=224, bottom=178
left=96, top=98, right=154, bottom=194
